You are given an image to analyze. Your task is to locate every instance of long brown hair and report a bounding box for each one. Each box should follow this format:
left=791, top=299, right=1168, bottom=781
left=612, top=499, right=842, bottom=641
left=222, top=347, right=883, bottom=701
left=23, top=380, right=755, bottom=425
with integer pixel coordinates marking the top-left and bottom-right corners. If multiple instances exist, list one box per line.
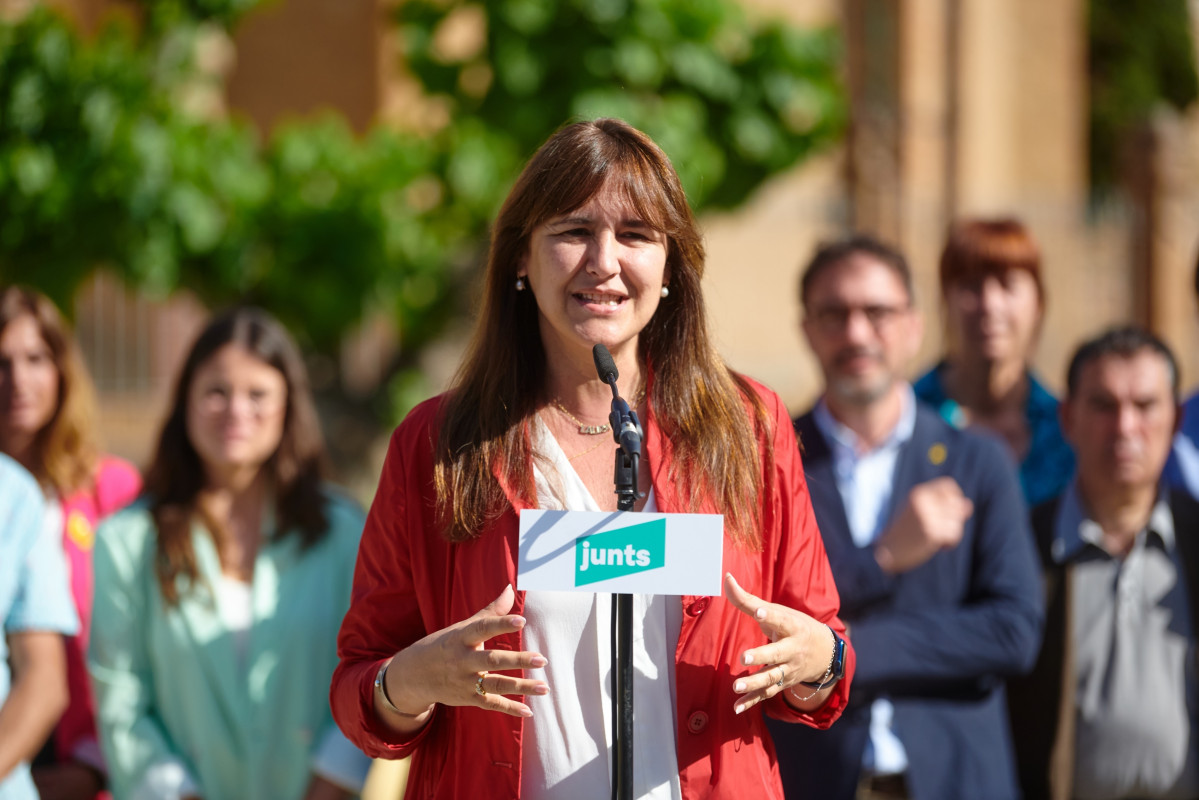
left=435, top=118, right=771, bottom=546
left=145, top=307, right=328, bottom=605
left=0, top=286, right=98, bottom=494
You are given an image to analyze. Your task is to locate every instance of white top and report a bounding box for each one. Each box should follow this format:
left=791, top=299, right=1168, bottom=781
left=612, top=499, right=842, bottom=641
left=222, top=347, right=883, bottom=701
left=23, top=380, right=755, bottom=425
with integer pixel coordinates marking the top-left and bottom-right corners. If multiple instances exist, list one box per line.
left=520, top=416, right=683, bottom=800
left=216, top=575, right=254, bottom=671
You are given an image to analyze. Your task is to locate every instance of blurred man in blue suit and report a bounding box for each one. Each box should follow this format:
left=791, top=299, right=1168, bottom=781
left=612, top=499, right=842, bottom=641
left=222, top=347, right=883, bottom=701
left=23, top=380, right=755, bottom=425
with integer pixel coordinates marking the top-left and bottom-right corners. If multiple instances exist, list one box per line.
left=767, top=236, right=1043, bottom=800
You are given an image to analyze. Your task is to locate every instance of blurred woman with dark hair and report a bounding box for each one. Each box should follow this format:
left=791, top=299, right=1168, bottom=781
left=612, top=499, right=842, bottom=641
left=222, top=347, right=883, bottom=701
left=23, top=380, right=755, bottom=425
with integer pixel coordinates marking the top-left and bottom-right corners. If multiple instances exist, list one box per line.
left=331, top=119, right=852, bottom=799
left=89, top=307, right=370, bottom=800
left=914, top=218, right=1074, bottom=506
left=0, top=286, right=140, bottom=800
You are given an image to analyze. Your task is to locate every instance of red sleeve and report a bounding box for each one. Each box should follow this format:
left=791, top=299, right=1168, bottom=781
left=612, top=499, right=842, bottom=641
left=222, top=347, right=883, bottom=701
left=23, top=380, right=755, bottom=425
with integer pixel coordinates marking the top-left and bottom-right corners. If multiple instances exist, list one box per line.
left=329, top=423, right=441, bottom=758
left=759, top=387, right=855, bottom=729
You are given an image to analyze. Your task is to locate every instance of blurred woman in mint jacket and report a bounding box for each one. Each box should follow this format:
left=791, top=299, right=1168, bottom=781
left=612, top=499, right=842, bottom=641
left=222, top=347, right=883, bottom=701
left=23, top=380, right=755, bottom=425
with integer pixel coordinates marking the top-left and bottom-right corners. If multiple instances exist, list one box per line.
left=88, top=308, right=370, bottom=800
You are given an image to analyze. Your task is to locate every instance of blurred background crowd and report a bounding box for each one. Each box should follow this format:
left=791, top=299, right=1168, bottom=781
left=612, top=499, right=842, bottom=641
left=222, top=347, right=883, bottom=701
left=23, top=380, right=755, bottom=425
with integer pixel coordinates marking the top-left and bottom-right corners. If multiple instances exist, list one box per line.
left=2, top=0, right=1197, bottom=493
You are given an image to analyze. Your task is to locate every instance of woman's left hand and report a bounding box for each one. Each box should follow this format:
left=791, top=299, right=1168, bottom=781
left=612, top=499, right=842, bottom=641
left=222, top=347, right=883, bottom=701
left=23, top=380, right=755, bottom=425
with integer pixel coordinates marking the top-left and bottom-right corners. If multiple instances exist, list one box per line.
left=722, top=572, right=835, bottom=715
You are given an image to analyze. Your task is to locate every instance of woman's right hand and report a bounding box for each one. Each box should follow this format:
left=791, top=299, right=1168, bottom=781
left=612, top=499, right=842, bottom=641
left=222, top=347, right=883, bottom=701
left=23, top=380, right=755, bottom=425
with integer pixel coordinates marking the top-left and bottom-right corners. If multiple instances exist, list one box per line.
left=379, top=584, right=549, bottom=725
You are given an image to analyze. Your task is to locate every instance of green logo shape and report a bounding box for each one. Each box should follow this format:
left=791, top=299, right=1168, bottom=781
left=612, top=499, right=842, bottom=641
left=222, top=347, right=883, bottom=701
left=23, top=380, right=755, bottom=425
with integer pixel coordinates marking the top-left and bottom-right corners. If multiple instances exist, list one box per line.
left=574, top=519, right=666, bottom=586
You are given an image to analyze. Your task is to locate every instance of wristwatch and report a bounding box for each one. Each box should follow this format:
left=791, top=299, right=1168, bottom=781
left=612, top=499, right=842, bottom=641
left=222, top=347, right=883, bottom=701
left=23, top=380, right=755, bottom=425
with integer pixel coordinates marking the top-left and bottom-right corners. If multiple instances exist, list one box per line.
left=799, top=627, right=846, bottom=689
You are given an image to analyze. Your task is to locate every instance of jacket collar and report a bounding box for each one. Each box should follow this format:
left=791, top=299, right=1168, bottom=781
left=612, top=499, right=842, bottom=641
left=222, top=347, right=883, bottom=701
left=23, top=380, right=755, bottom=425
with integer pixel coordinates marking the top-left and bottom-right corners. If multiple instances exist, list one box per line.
left=1051, top=481, right=1174, bottom=563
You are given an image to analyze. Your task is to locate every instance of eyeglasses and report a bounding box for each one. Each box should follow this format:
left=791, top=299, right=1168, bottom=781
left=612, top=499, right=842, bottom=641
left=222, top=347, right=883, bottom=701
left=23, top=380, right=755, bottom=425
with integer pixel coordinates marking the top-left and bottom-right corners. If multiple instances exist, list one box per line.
left=808, top=304, right=909, bottom=333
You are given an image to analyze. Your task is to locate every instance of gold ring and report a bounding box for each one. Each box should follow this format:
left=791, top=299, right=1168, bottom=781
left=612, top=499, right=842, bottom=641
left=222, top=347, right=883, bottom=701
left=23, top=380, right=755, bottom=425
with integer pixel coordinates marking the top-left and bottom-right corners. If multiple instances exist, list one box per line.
left=475, top=672, right=488, bottom=697
left=775, top=667, right=785, bottom=688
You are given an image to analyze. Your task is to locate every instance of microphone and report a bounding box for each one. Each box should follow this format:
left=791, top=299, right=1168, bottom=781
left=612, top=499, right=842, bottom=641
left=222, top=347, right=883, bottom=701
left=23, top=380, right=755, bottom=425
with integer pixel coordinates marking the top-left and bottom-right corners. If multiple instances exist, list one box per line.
left=593, top=344, right=619, bottom=386
left=592, top=345, right=643, bottom=460
left=592, top=345, right=640, bottom=800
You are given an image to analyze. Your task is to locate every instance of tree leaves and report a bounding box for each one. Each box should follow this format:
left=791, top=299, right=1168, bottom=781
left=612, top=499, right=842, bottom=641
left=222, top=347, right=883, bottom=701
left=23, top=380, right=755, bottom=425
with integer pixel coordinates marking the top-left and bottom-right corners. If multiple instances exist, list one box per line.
left=0, top=0, right=844, bottom=420
left=398, top=0, right=844, bottom=209
left=0, top=8, right=464, bottom=354
left=1088, top=0, right=1198, bottom=190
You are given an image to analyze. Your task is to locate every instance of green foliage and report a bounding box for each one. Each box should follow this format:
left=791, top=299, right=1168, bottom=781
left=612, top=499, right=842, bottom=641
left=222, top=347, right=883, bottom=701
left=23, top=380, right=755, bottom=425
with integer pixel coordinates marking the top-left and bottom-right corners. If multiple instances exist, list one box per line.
left=1089, top=0, right=1199, bottom=190
left=142, top=0, right=269, bottom=34
left=0, top=1, right=844, bottom=421
left=0, top=9, right=208, bottom=304
left=397, top=0, right=844, bottom=210
left=0, top=7, right=474, bottom=352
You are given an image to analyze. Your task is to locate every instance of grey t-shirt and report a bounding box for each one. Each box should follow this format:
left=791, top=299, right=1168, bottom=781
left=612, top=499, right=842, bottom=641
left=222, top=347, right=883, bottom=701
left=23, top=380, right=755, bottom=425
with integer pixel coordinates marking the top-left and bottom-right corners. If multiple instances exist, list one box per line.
left=1054, top=487, right=1199, bottom=800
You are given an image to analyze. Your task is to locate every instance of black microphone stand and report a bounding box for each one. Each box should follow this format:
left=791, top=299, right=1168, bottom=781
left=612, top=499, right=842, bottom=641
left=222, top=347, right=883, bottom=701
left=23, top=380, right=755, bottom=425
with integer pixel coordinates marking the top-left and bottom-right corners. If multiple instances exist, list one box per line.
left=593, top=346, right=641, bottom=800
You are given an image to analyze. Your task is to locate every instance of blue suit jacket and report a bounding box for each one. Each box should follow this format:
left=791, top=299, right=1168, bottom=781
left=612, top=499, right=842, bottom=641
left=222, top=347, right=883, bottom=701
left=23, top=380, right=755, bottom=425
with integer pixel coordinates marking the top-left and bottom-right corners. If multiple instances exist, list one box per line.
left=768, top=404, right=1044, bottom=800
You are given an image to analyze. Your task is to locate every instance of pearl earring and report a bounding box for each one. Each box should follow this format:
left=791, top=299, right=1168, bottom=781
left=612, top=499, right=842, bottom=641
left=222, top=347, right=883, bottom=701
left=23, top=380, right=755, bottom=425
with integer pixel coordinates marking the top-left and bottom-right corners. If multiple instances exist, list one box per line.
left=660, top=285, right=670, bottom=298
left=515, top=277, right=526, bottom=291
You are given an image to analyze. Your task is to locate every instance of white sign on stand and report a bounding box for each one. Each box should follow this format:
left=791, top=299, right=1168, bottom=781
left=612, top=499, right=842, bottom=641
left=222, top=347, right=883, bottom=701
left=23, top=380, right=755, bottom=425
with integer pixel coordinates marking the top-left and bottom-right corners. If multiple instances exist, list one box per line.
left=517, top=510, right=724, bottom=596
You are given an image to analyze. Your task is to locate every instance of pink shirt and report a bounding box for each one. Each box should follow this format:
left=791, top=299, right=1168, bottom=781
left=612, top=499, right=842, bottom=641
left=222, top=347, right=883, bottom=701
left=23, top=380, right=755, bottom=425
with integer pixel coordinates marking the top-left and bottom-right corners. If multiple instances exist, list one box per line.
left=55, top=456, right=141, bottom=785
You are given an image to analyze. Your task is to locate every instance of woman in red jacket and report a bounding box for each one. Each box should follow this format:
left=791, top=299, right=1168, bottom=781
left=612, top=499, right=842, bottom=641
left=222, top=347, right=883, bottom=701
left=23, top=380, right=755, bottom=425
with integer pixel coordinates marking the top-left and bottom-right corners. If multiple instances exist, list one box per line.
left=331, top=119, right=854, bottom=799
left=0, top=287, right=140, bottom=800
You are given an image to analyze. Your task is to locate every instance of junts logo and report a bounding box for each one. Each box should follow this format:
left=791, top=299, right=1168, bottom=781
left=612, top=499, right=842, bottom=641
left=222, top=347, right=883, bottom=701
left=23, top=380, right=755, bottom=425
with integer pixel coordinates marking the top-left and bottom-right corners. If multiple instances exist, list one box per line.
left=575, top=519, right=666, bottom=586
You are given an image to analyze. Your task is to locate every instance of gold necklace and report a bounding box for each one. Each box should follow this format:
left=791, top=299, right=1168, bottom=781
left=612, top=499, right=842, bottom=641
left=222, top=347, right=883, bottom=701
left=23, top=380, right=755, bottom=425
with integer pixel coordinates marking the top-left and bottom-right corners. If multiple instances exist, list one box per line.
left=552, top=399, right=611, bottom=435
left=551, top=388, right=647, bottom=437
left=569, top=438, right=611, bottom=460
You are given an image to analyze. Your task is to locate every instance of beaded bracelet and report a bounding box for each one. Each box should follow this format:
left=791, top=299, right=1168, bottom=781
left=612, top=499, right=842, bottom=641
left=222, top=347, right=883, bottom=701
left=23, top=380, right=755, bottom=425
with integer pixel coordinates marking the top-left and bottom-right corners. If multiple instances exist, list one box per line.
left=788, top=625, right=837, bottom=703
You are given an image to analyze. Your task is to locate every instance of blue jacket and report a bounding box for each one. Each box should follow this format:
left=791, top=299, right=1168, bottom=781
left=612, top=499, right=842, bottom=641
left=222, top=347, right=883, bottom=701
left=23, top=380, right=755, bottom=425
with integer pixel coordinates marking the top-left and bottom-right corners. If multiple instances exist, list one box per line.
left=1164, top=391, right=1199, bottom=498
left=768, top=403, right=1043, bottom=800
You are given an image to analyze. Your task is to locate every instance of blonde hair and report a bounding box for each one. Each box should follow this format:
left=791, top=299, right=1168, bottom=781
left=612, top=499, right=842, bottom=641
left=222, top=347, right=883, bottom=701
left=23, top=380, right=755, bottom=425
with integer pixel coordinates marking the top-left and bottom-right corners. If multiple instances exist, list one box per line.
left=0, top=286, right=98, bottom=494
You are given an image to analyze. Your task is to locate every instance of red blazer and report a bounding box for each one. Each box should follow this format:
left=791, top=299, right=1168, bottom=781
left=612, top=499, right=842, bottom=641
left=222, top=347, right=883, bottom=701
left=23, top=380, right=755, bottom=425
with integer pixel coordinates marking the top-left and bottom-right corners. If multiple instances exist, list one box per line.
left=331, top=379, right=853, bottom=799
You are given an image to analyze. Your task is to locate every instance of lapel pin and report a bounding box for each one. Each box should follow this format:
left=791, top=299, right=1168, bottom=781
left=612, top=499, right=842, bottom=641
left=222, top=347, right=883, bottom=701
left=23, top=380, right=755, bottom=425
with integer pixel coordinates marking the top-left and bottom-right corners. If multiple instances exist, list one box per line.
left=928, top=443, right=947, bottom=466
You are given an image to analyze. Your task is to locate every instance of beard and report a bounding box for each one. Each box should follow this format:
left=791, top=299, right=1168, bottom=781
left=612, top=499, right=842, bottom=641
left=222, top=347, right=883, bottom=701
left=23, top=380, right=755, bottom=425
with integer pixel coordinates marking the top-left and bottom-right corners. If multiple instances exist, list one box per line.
left=827, top=373, right=894, bottom=407
left=825, top=346, right=895, bottom=406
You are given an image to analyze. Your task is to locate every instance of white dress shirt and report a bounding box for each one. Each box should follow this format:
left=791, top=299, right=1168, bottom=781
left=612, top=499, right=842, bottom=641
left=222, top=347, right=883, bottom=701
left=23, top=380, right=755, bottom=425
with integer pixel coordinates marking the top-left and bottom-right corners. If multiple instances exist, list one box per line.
left=812, top=386, right=917, bottom=776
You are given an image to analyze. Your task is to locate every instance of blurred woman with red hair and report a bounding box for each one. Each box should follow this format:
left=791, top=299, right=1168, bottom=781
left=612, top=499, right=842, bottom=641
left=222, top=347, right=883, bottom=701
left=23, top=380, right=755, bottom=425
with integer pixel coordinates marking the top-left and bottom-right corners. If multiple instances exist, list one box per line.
left=0, top=286, right=141, bottom=800
left=914, top=218, right=1074, bottom=506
